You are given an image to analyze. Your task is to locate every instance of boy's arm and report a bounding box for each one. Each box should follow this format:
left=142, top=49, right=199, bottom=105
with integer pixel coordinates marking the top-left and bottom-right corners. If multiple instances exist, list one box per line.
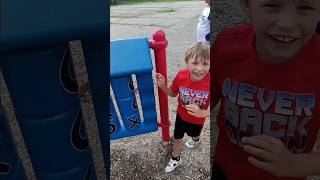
left=291, top=153, right=320, bottom=176
left=156, top=73, right=178, bottom=97
left=158, top=84, right=178, bottom=97
left=242, top=135, right=320, bottom=177
left=186, top=104, right=210, bottom=118
left=204, top=104, right=210, bottom=118
left=201, top=104, right=211, bottom=118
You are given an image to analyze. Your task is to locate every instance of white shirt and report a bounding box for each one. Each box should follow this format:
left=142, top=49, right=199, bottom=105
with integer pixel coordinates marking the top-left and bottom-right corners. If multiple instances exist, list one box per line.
left=197, top=7, right=211, bottom=43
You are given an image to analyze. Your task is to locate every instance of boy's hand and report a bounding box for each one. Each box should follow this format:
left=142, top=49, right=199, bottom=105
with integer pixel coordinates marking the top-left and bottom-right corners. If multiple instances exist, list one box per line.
left=186, top=104, right=208, bottom=118
left=156, top=73, right=166, bottom=87
left=242, top=135, right=301, bottom=177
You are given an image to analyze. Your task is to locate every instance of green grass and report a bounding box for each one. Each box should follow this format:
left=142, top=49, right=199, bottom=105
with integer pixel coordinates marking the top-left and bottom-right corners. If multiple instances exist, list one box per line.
left=111, top=0, right=192, bottom=6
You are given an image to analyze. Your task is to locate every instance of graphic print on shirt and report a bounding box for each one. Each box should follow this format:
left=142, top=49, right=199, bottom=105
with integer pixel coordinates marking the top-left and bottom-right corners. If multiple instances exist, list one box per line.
left=223, top=78, right=316, bottom=153
left=179, top=87, right=209, bottom=110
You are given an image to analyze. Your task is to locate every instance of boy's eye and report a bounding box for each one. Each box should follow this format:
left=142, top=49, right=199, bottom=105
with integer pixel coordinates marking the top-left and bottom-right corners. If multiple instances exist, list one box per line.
left=298, top=5, right=314, bottom=11
left=260, top=2, right=281, bottom=13
left=261, top=3, right=280, bottom=9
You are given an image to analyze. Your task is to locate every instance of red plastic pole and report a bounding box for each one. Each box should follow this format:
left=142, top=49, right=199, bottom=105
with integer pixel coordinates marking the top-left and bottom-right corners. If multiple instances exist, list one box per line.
left=149, top=29, right=170, bottom=142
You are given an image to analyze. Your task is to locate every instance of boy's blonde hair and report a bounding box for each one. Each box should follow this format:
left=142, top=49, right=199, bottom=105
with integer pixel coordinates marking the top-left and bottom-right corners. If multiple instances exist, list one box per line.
left=185, top=42, right=210, bottom=64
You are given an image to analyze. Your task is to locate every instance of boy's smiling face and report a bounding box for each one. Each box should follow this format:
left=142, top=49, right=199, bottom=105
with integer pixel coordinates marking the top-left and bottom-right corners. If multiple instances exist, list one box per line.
left=187, top=55, right=210, bottom=82
left=241, top=0, right=320, bottom=63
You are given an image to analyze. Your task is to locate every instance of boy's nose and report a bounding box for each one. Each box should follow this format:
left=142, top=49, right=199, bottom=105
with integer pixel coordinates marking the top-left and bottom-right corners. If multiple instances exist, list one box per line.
left=274, top=9, right=297, bottom=31
left=195, top=65, right=203, bottom=71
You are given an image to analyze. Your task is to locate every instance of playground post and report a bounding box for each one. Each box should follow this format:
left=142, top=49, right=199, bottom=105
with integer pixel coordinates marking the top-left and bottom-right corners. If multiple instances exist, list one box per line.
left=149, top=29, right=171, bottom=142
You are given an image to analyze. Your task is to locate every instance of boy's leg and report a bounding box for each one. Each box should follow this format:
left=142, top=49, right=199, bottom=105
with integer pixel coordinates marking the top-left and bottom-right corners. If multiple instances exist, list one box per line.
left=172, top=138, right=183, bottom=157
left=165, top=114, right=185, bottom=172
left=165, top=138, right=183, bottom=173
left=185, top=123, right=203, bottom=149
left=172, top=114, right=185, bottom=155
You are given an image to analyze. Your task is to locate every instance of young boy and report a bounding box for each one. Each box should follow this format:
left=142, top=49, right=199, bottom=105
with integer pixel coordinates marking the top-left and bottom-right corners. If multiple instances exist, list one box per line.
left=197, top=0, right=211, bottom=43
left=212, top=0, right=320, bottom=179
left=156, top=42, right=210, bottom=173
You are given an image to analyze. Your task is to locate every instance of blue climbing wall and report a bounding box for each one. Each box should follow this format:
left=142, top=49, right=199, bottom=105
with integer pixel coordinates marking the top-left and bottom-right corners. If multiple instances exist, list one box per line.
left=1, top=0, right=106, bottom=51
left=1, top=0, right=108, bottom=178
left=1, top=45, right=96, bottom=180
left=110, top=37, right=158, bottom=140
left=0, top=107, right=26, bottom=180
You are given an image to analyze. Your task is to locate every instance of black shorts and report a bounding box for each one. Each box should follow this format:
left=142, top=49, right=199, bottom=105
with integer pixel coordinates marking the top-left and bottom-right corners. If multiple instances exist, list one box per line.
left=212, top=162, right=228, bottom=180
left=173, top=114, right=203, bottom=139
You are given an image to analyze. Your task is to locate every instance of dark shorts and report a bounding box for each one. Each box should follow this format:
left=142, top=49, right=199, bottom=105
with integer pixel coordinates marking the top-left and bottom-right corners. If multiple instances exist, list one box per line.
left=212, top=162, right=228, bottom=180
left=173, top=114, right=203, bottom=139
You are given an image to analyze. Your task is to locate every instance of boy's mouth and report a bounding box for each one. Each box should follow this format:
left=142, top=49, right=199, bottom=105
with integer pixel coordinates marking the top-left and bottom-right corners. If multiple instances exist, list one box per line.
left=269, top=34, right=298, bottom=44
left=192, top=71, right=203, bottom=79
left=193, top=72, right=202, bottom=76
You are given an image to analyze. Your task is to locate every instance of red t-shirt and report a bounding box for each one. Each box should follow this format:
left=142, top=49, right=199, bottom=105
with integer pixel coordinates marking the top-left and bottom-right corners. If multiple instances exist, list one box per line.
left=212, top=25, right=320, bottom=180
left=170, top=69, right=210, bottom=125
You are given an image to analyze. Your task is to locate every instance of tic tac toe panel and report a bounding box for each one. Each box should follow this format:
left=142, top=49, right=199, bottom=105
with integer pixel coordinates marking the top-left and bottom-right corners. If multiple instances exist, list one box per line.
left=110, top=37, right=158, bottom=140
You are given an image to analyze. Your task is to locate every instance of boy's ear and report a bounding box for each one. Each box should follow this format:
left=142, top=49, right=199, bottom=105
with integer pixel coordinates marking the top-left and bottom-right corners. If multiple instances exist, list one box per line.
left=240, top=0, right=252, bottom=18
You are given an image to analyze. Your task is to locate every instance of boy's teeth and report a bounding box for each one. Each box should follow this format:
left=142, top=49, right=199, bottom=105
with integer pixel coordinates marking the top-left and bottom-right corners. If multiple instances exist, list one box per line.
left=271, top=34, right=295, bottom=43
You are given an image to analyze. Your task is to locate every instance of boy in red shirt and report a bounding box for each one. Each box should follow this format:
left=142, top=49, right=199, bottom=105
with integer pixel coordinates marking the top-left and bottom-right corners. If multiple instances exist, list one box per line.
left=212, top=0, right=320, bottom=179
left=157, top=42, right=210, bottom=173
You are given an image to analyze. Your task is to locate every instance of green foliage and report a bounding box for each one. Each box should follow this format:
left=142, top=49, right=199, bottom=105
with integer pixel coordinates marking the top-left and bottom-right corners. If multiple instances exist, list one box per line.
left=111, top=0, right=192, bottom=6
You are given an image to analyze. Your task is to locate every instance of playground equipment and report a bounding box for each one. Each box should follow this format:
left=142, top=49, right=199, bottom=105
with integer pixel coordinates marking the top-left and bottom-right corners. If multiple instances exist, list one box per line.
left=110, top=37, right=158, bottom=140
left=0, top=0, right=107, bottom=179
left=110, top=30, right=170, bottom=141
left=0, top=107, right=26, bottom=179
left=150, top=30, right=171, bottom=142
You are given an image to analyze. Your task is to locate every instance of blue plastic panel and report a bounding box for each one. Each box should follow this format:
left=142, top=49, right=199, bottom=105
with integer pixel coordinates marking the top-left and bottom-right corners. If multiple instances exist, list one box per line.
left=110, top=74, right=158, bottom=140
left=110, top=37, right=153, bottom=78
left=1, top=45, right=96, bottom=180
left=1, top=44, right=79, bottom=117
left=136, top=72, right=157, bottom=128
left=109, top=97, right=122, bottom=139
left=110, top=37, right=158, bottom=140
left=81, top=39, right=109, bottom=173
left=0, top=107, right=26, bottom=180
left=0, top=0, right=107, bottom=50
